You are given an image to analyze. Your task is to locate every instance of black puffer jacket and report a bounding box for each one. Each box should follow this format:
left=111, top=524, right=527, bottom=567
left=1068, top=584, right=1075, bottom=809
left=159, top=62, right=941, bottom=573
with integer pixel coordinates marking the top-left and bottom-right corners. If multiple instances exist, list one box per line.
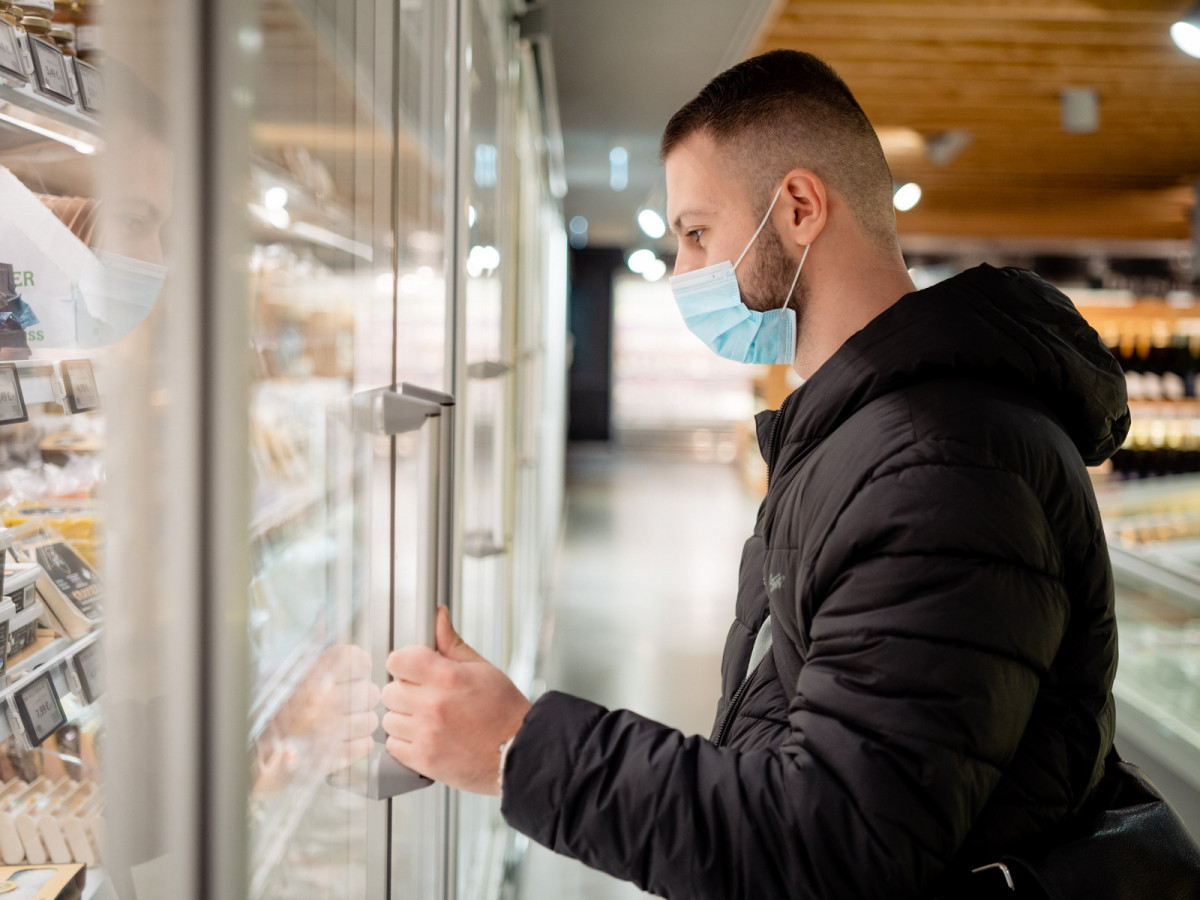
left=502, top=265, right=1130, bottom=900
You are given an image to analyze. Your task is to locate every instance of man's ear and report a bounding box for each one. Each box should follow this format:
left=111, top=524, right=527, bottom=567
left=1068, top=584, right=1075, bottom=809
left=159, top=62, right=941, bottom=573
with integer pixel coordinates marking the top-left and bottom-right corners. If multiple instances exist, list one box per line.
left=778, top=169, right=827, bottom=249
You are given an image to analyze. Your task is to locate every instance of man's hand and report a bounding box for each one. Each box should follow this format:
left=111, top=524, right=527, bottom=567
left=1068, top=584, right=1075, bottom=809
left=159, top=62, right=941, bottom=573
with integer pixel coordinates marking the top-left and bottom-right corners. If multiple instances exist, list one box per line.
left=254, top=643, right=381, bottom=792
left=381, top=607, right=531, bottom=795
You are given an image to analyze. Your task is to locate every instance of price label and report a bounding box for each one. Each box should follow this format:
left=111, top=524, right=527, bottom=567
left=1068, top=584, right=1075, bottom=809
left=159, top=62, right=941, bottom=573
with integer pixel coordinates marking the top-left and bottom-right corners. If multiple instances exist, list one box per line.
left=28, top=36, right=72, bottom=104
left=71, top=642, right=103, bottom=703
left=73, top=57, right=102, bottom=114
left=14, top=672, right=66, bottom=746
left=0, top=19, right=26, bottom=84
left=60, top=359, right=99, bottom=413
left=0, top=364, right=28, bottom=425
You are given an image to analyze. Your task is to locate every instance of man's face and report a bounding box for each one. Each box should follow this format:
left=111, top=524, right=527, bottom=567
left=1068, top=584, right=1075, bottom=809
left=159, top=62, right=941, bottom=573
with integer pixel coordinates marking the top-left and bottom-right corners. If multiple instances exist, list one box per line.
left=95, top=127, right=173, bottom=265
left=665, top=132, right=802, bottom=314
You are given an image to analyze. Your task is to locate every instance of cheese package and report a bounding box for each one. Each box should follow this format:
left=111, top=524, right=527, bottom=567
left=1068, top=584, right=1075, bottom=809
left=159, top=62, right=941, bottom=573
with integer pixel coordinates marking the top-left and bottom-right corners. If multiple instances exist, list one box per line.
left=2, top=563, right=45, bottom=659
left=0, top=862, right=86, bottom=898
left=7, top=529, right=99, bottom=641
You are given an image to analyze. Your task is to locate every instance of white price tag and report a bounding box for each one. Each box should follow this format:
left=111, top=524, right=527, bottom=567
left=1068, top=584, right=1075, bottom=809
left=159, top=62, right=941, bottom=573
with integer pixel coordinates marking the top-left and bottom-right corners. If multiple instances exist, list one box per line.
left=60, top=358, right=98, bottom=413
left=74, top=56, right=102, bottom=113
left=14, top=672, right=66, bottom=746
left=28, top=36, right=72, bottom=103
left=0, top=19, right=26, bottom=83
left=0, top=364, right=28, bottom=425
left=71, top=642, right=103, bottom=703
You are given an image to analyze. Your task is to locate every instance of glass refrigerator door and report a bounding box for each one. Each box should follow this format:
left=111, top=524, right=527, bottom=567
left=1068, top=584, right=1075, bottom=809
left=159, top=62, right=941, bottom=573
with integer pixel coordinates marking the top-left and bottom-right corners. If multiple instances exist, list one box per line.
left=245, top=0, right=452, bottom=897
left=456, top=3, right=515, bottom=896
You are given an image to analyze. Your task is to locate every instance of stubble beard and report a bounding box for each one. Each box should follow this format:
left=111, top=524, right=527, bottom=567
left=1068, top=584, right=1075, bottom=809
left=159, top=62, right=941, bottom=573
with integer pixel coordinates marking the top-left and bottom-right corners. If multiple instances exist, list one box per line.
left=739, top=224, right=807, bottom=335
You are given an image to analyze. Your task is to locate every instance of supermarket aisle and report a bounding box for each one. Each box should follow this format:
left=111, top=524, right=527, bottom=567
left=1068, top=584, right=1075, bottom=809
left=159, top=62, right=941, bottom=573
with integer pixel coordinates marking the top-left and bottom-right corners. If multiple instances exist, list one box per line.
left=516, top=438, right=763, bottom=899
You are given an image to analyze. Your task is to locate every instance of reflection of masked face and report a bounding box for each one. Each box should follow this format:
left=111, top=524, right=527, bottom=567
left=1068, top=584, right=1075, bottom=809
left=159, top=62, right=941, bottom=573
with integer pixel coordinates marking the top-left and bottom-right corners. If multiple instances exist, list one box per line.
left=79, top=248, right=166, bottom=340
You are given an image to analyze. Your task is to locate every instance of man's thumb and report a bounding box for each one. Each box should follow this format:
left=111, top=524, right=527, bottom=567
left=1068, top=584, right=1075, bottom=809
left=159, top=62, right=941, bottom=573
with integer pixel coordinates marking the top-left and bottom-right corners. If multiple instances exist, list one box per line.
left=435, top=606, right=482, bottom=663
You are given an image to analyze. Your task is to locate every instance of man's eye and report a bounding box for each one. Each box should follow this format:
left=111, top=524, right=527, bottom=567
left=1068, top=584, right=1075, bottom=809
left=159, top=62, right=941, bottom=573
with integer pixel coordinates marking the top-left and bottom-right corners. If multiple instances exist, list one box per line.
left=687, top=228, right=704, bottom=243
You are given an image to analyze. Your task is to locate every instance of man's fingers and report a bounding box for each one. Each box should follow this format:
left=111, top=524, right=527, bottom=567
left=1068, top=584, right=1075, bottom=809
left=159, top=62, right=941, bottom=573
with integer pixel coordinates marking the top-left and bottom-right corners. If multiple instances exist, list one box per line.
left=381, top=709, right=414, bottom=742
left=314, top=643, right=373, bottom=681
left=435, top=606, right=483, bottom=664
left=336, top=679, right=379, bottom=712
left=385, top=736, right=427, bottom=777
left=380, top=679, right=414, bottom=713
left=386, top=644, right=438, bottom=681
left=339, top=710, right=379, bottom=742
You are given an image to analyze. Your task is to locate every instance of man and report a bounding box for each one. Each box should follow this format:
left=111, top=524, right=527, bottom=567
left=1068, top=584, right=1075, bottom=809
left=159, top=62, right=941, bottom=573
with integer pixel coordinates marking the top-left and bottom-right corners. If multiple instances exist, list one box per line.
left=381, top=50, right=1129, bottom=899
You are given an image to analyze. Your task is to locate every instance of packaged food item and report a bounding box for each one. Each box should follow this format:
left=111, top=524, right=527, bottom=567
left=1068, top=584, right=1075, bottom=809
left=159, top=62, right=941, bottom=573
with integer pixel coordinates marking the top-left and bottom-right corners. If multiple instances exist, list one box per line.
left=2, top=502, right=101, bottom=546
left=7, top=777, right=71, bottom=864
left=7, top=526, right=98, bottom=640
left=48, top=0, right=71, bottom=37
left=17, top=13, right=49, bottom=38
left=1, top=562, right=44, bottom=660
left=0, top=861, right=86, bottom=897
left=48, top=25, right=69, bottom=55
left=70, top=0, right=93, bottom=63
left=57, top=790, right=97, bottom=866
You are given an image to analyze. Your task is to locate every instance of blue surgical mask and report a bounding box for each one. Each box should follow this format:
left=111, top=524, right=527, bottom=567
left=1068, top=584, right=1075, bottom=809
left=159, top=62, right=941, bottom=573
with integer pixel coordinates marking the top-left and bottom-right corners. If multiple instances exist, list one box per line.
left=669, top=184, right=809, bottom=366
left=79, top=248, right=166, bottom=343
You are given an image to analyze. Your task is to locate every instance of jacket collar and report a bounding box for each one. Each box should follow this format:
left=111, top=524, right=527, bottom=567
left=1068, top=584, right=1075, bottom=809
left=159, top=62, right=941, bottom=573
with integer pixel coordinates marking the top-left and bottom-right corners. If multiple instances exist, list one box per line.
left=762, top=264, right=1129, bottom=471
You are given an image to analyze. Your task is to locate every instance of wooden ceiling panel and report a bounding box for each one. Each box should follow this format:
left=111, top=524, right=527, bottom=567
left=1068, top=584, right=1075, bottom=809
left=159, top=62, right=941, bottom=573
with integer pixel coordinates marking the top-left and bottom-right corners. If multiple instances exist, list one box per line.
left=754, top=0, right=1200, bottom=242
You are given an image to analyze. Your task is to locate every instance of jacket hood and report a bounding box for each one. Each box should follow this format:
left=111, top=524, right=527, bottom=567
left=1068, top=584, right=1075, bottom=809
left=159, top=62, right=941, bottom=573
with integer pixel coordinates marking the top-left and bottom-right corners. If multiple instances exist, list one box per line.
left=771, top=264, right=1130, bottom=466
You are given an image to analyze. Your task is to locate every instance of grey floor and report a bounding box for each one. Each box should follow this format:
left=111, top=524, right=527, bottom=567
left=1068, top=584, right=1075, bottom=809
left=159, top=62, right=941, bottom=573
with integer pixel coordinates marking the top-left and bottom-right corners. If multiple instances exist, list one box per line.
left=515, top=439, right=763, bottom=900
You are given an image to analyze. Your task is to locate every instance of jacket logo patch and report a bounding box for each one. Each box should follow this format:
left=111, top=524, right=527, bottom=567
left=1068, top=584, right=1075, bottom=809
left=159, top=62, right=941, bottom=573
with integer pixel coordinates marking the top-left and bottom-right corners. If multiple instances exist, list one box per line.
left=768, top=572, right=785, bottom=593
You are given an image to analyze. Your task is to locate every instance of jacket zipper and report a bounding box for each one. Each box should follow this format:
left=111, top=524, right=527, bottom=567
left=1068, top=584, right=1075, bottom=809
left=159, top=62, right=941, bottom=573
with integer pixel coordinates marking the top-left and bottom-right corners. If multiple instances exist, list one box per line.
left=711, top=654, right=768, bottom=748
left=764, top=390, right=795, bottom=490
left=715, top=393, right=795, bottom=746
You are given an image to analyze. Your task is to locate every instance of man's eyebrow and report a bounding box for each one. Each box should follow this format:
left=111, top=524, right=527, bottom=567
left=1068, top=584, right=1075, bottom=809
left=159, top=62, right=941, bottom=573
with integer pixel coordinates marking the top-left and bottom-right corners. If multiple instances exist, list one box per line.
left=669, top=208, right=711, bottom=234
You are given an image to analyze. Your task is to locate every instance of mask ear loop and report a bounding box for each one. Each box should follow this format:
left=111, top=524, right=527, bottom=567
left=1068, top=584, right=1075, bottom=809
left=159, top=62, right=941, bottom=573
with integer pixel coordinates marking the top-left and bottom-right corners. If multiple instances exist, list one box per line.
left=782, top=243, right=811, bottom=310
left=733, top=184, right=785, bottom=272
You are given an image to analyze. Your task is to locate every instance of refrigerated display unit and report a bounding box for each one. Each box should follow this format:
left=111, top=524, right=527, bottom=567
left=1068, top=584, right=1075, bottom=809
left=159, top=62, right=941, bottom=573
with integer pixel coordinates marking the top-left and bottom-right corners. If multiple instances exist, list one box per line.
left=1097, top=475, right=1200, bottom=835
left=0, top=0, right=567, bottom=897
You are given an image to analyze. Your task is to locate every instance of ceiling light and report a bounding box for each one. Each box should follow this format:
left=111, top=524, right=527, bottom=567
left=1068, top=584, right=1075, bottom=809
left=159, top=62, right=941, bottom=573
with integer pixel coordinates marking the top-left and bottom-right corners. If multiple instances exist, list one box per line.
left=1172, top=5, right=1200, bottom=58
left=627, top=248, right=657, bottom=274
left=609, top=146, right=629, bottom=192
left=924, top=129, right=972, bottom=167
left=637, top=208, right=666, bottom=239
left=642, top=258, right=667, bottom=282
left=569, top=216, right=588, bottom=249
left=467, top=244, right=501, bottom=277
left=1060, top=87, right=1099, bottom=134
left=263, top=186, right=289, bottom=210
left=893, top=182, right=922, bottom=212
left=474, top=144, right=498, bottom=188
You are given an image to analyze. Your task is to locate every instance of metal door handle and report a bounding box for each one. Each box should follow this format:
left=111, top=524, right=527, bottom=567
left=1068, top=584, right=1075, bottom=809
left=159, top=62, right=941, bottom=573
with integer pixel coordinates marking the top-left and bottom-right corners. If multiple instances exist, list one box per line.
left=335, top=383, right=455, bottom=800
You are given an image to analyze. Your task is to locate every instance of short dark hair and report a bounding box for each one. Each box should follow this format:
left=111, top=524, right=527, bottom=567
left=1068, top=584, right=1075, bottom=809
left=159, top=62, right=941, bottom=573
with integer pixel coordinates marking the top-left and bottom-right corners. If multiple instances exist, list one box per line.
left=661, top=50, right=896, bottom=245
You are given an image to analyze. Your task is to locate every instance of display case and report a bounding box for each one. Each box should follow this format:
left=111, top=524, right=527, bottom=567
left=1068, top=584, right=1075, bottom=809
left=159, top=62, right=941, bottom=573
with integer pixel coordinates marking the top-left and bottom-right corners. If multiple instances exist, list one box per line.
left=3, top=0, right=567, bottom=897
left=0, top=6, right=109, bottom=889
left=1097, top=474, right=1200, bottom=832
